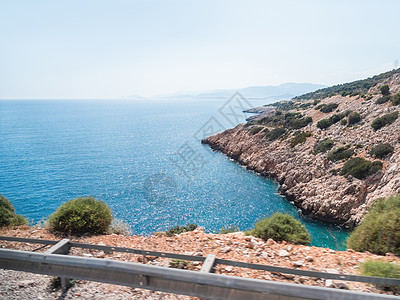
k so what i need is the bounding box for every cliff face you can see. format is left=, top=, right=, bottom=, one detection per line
left=203, top=73, right=400, bottom=227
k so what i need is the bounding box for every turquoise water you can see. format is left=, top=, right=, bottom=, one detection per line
left=0, top=99, right=349, bottom=249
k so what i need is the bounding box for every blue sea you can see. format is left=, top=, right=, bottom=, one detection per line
left=0, top=99, right=349, bottom=249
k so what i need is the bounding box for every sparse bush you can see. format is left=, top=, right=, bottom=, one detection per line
left=248, top=126, right=263, bottom=135
left=329, top=168, right=340, bottom=176
left=266, top=127, right=286, bottom=141
left=369, top=143, right=394, bottom=159
left=165, top=223, right=197, bottom=237
left=288, top=116, right=313, bottom=129
left=329, top=113, right=345, bottom=124
left=249, top=213, right=311, bottom=245
left=290, top=131, right=312, bottom=148
left=219, top=224, right=240, bottom=234
left=323, top=103, right=339, bottom=112
left=380, top=84, right=390, bottom=96
left=371, top=111, right=399, bottom=130
left=340, top=119, right=348, bottom=126
left=340, top=157, right=382, bottom=179
left=327, top=146, right=354, bottom=162
left=313, top=100, right=321, bottom=105
left=108, top=219, right=132, bottom=236
left=348, top=112, right=361, bottom=125
left=317, top=113, right=345, bottom=129
left=319, top=103, right=339, bottom=113
left=347, top=196, right=400, bottom=256
left=48, top=197, right=113, bottom=235
left=313, top=138, right=334, bottom=154
left=392, top=93, right=400, bottom=106
left=0, top=195, right=27, bottom=227
left=169, top=259, right=190, bottom=269
left=317, top=118, right=331, bottom=129
left=376, top=96, right=391, bottom=105
left=360, top=260, right=400, bottom=289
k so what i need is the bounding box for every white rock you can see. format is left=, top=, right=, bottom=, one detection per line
left=325, top=279, right=335, bottom=288
left=292, top=261, right=304, bottom=267
left=225, top=266, right=233, bottom=272
left=305, top=256, right=314, bottom=262
left=18, top=280, right=35, bottom=288
left=278, top=250, right=290, bottom=257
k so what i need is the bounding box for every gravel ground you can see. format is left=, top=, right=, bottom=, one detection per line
left=0, top=269, right=193, bottom=299
left=1, top=226, right=399, bottom=298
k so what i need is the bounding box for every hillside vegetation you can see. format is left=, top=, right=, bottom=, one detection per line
left=294, top=68, right=400, bottom=100
left=203, top=68, right=400, bottom=227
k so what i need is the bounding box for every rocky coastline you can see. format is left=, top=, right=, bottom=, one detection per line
left=202, top=73, right=400, bottom=228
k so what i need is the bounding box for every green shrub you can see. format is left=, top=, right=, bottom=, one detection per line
left=266, top=127, right=286, bottom=141
left=327, top=146, right=354, bottom=162
left=249, top=213, right=311, bottom=245
left=348, top=112, right=361, bottom=125
left=318, top=103, right=339, bottom=113
left=329, top=113, right=345, bottom=124
left=290, top=131, right=312, bottom=148
left=165, top=223, right=198, bottom=237
left=0, top=195, right=27, bottom=227
left=380, top=84, right=390, bottom=96
left=317, top=118, right=331, bottom=129
left=340, top=119, right=348, bottom=126
left=313, top=138, right=334, bottom=154
left=376, top=96, right=392, bottom=105
left=316, top=113, right=345, bottom=129
left=360, top=260, right=400, bottom=289
left=371, top=111, right=399, bottom=130
left=369, top=143, right=394, bottom=159
left=340, top=157, right=382, bottom=179
left=248, top=126, right=263, bottom=135
left=288, top=116, right=313, bottom=129
left=392, top=93, right=400, bottom=106
left=347, top=196, right=400, bottom=256
left=329, top=168, right=340, bottom=176
left=313, top=100, right=321, bottom=106
left=48, top=197, right=113, bottom=235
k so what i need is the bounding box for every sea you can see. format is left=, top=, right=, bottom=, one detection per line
left=0, top=98, right=349, bottom=250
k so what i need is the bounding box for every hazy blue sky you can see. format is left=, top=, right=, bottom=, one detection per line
left=1, top=0, right=399, bottom=99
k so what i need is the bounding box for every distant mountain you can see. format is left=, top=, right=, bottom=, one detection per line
left=192, top=83, right=326, bottom=100
left=127, top=83, right=326, bottom=101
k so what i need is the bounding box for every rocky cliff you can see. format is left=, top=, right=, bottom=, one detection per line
left=203, top=71, right=400, bottom=227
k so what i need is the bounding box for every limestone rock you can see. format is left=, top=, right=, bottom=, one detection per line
left=201, top=74, right=400, bottom=226
left=278, top=250, right=290, bottom=257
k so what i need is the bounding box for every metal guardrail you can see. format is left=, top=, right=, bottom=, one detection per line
left=0, top=236, right=399, bottom=299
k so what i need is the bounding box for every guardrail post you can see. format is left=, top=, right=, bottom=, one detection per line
left=200, top=254, right=216, bottom=273
left=45, top=239, right=71, bottom=291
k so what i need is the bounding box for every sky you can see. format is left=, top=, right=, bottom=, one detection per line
left=0, top=0, right=400, bottom=99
